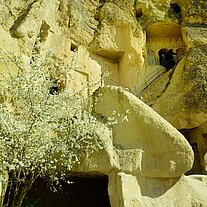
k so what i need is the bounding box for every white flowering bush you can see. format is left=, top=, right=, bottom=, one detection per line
left=0, top=50, right=105, bottom=207
left=106, top=110, right=130, bottom=127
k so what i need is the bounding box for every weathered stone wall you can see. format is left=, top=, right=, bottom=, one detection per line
left=0, top=0, right=207, bottom=206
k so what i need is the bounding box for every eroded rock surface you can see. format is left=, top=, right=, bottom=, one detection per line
left=0, top=0, right=207, bottom=206
left=92, top=86, right=194, bottom=178
left=152, top=45, right=207, bottom=129
left=108, top=173, right=207, bottom=207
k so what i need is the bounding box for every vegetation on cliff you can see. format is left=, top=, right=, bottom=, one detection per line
left=0, top=50, right=105, bottom=207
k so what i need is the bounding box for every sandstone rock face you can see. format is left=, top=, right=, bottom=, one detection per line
left=92, top=86, right=193, bottom=178
left=108, top=173, right=207, bottom=207
left=0, top=0, right=206, bottom=206
left=152, top=45, right=207, bottom=129
left=74, top=86, right=194, bottom=178
left=178, top=0, right=207, bottom=24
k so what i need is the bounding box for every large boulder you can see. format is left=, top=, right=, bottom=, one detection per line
left=92, top=86, right=194, bottom=177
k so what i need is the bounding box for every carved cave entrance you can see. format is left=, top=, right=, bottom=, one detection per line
left=136, top=23, right=186, bottom=95
left=146, top=23, right=186, bottom=68
left=23, top=175, right=111, bottom=207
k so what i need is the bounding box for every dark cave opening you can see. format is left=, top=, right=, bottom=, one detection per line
left=49, top=85, right=60, bottom=95
left=179, top=128, right=203, bottom=175
left=136, top=8, right=143, bottom=18
left=70, top=43, right=78, bottom=52
left=186, top=142, right=203, bottom=175
left=170, top=3, right=181, bottom=13
left=23, top=175, right=111, bottom=207
left=99, top=0, right=105, bottom=4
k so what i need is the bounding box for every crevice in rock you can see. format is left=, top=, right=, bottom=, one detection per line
left=70, top=43, right=78, bottom=52
left=58, top=1, right=64, bottom=12
left=49, top=84, right=60, bottom=95
left=202, top=133, right=207, bottom=139
left=168, top=2, right=182, bottom=20
left=39, top=20, right=50, bottom=43
left=99, top=0, right=106, bottom=6
left=170, top=3, right=181, bottom=13
left=136, top=8, right=143, bottom=18
left=186, top=141, right=203, bottom=175
left=179, top=127, right=204, bottom=175
left=94, top=0, right=105, bottom=22
left=179, top=127, right=198, bottom=135
left=9, top=0, right=38, bottom=38
left=94, top=9, right=101, bottom=21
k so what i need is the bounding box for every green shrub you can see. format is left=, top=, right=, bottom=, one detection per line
left=0, top=50, right=105, bottom=207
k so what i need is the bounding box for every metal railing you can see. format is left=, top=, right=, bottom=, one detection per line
left=134, top=50, right=186, bottom=97
left=101, top=49, right=186, bottom=97
left=103, top=66, right=167, bottom=97
left=133, top=66, right=167, bottom=97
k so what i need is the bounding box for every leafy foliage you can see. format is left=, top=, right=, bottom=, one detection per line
left=0, top=50, right=105, bottom=207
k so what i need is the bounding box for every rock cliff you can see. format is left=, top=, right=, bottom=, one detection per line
left=0, top=0, right=207, bottom=206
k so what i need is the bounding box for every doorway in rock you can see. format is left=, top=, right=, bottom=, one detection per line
left=23, top=175, right=111, bottom=207
left=158, top=48, right=168, bottom=66
left=158, top=48, right=177, bottom=70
